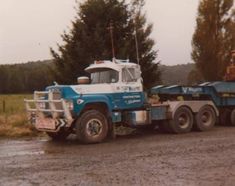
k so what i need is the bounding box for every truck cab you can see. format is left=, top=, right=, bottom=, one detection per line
left=75, top=59, right=145, bottom=111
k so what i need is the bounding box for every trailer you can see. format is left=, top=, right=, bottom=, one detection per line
left=25, top=57, right=235, bottom=143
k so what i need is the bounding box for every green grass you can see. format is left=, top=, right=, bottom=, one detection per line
left=0, top=94, right=32, bottom=114
left=0, top=94, right=39, bottom=138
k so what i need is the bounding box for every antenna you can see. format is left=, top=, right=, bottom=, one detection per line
left=107, top=21, right=116, bottom=62
left=134, top=26, right=140, bottom=65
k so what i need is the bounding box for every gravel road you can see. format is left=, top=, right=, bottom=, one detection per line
left=1, top=126, right=235, bottom=186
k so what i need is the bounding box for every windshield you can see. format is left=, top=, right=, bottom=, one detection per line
left=90, top=69, right=119, bottom=84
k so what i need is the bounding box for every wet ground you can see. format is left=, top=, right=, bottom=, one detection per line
left=1, top=126, right=235, bottom=186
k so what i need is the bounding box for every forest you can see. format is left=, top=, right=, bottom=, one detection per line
left=0, top=60, right=54, bottom=94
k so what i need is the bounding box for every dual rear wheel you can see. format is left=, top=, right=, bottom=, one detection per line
left=160, top=105, right=216, bottom=134
left=220, top=109, right=235, bottom=126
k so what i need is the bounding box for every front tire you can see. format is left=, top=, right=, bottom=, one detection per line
left=76, top=110, right=108, bottom=144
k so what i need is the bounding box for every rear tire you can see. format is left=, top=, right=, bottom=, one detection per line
left=168, top=106, right=193, bottom=134
left=195, top=105, right=216, bottom=131
left=76, top=110, right=108, bottom=144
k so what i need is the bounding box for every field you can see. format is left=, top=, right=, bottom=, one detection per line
left=0, top=94, right=38, bottom=138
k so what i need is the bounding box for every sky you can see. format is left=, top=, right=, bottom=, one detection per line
left=0, top=0, right=200, bottom=65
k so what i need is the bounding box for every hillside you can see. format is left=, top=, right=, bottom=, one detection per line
left=160, top=63, right=195, bottom=85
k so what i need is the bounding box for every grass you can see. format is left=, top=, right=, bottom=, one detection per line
left=0, top=94, right=40, bottom=138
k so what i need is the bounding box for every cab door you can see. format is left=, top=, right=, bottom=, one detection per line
left=114, top=67, right=145, bottom=110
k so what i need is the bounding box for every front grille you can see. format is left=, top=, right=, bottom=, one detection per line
left=51, top=90, right=63, bottom=111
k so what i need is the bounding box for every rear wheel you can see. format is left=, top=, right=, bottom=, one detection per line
left=195, top=105, right=216, bottom=131
left=168, top=106, right=193, bottom=134
left=47, top=129, right=71, bottom=141
left=76, top=110, right=108, bottom=144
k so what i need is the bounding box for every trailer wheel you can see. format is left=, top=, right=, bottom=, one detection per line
left=47, top=129, right=70, bottom=141
left=230, top=109, right=235, bottom=126
left=76, top=110, right=108, bottom=144
left=168, top=106, right=193, bottom=134
left=195, top=105, right=216, bottom=131
left=219, top=109, right=231, bottom=126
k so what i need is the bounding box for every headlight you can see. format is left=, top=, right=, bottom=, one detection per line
left=66, top=101, right=74, bottom=110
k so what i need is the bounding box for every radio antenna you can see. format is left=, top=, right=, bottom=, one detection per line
left=107, top=21, right=116, bottom=62
left=134, top=26, right=140, bottom=65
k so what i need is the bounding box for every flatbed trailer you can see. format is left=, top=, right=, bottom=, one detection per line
left=150, top=81, right=235, bottom=126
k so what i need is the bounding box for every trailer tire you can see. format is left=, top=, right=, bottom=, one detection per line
left=47, top=129, right=70, bottom=141
left=230, top=109, right=235, bottom=126
left=195, top=105, right=216, bottom=131
left=219, top=109, right=231, bottom=126
left=168, top=106, right=193, bottom=134
left=76, top=110, right=108, bottom=144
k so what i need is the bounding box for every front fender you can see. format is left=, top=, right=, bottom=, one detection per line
left=73, top=94, right=113, bottom=116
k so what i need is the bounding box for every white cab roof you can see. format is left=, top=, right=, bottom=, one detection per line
left=85, top=59, right=139, bottom=73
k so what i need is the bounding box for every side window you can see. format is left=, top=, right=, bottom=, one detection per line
left=122, top=68, right=137, bottom=82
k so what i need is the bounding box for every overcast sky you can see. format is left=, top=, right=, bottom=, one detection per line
left=0, top=0, right=200, bottom=65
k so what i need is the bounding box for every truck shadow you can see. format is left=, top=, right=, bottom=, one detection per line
left=45, top=128, right=167, bottom=146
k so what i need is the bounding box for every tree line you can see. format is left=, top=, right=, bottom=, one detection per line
left=0, top=61, right=54, bottom=94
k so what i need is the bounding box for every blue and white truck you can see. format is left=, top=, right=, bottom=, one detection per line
left=25, top=57, right=235, bottom=143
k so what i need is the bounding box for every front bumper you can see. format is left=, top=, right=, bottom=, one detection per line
left=24, top=91, right=73, bottom=132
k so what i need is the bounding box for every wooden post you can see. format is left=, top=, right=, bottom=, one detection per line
left=3, top=100, right=5, bottom=113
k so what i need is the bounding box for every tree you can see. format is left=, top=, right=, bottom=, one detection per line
left=51, top=0, right=160, bottom=89
left=187, top=69, right=204, bottom=85
left=192, top=0, right=235, bottom=81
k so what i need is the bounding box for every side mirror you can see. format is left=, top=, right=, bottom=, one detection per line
left=77, top=76, right=90, bottom=84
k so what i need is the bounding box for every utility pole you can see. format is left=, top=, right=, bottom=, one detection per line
left=107, top=22, right=116, bottom=61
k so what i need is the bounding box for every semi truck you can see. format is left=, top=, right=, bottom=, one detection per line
left=25, top=52, right=235, bottom=144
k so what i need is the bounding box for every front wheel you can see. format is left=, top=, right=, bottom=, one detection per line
left=76, top=110, right=108, bottom=144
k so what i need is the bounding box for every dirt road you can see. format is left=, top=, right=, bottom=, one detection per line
left=1, top=126, right=235, bottom=186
